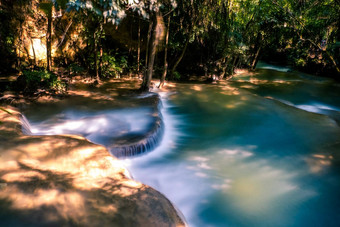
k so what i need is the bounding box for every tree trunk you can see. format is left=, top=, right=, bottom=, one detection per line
left=30, top=37, right=37, bottom=66
left=46, top=7, right=52, bottom=71
left=326, top=52, right=340, bottom=73
left=226, top=56, right=238, bottom=79
left=170, top=18, right=197, bottom=79
left=137, top=18, right=141, bottom=73
left=99, top=23, right=103, bottom=78
left=170, top=35, right=189, bottom=79
left=57, top=19, right=72, bottom=48
left=18, top=22, right=24, bottom=69
left=145, top=20, right=154, bottom=74
left=93, top=29, right=99, bottom=81
left=219, top=57, right=231, bottom=79
left=140, top=12, right=164, bottom=92
left=235, top=56, right=241, bottom=69
left=140, top=15, right=157, bottom=91
left=251, top=46, right=261, bottom=70
left=158, top=16, right=170, bottom=88
left=99, top=45, right=103, bottom=78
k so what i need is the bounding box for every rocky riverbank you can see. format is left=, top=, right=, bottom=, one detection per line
left=0, top=81, right=185, bottom=226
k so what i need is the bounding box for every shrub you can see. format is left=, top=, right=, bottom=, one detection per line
left=101, top=53, right=128, bottom=78
left=68, top=63, right=85, bottom=76
left=18, top=70, right=67, bottom=94
left=173, top=71, right=181, bottom=80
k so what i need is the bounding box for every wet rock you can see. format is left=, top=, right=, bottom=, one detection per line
left=0, top=107, right=185, bottom=227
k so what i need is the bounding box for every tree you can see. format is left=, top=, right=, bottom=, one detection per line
left=158, top=15, right=170, bottom=88
left=39, top=0, right=53, bottom=71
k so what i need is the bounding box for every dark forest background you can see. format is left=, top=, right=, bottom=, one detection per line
left=0, top=0, right=339, bottom=92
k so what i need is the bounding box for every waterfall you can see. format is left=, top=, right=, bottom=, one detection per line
left=20, top=114, right=32, bottom=135
left=109, top=113, right=164, bottom=158
left=109, top=93, right=165, bottom=158
left=20, top=93, right=166, bottom=159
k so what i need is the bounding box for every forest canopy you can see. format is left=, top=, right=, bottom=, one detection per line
left=0, top=0, right=339, bottom=91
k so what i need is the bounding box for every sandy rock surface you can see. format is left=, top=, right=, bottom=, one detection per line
left=0, top=106, right=185, bottom=227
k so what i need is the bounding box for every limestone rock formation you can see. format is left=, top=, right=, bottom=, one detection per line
left=0, top=107, right=185, bottom=227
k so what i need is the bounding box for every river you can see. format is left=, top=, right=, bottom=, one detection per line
left=23, top=64, right=340, bottom=227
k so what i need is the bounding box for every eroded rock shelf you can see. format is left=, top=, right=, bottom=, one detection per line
left=0, top=107, right=185, bottom=227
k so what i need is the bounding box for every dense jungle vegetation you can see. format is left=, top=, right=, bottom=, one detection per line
left=0, top=0, right=339, bottom=93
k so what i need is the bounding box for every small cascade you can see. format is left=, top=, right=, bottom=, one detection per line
left=256, top=61, right=292, bottom=72
left=267, top=97, right=340, bottom=126
left=109, top=113, right=165, bottom=158
left=20, top=92, right=166, bottom=159
left=109, top=92, right=166, bottom=158
left=20, top=114, right=32, bottom=135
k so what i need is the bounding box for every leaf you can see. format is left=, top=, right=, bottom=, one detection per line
left=39, top=2, right=53, bottom=15
left=0, top=107, right=12, bottom=115
left=55, top=0, right=68, bottom=9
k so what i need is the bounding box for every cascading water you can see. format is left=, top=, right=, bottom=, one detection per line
left=22, top=92, right=165, bottom=158
left=109, top=112, right=164, bottom=158
left=20, top=114, right=33, bottom=135
left=21, top=67, right=340, bottom=227
left=256, top=61, right=292, bottom=72
left=123, top=68, right=340, bottom=227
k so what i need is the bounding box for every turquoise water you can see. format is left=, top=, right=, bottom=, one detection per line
left=124, top=68, right=340, bottom=227
left=24, top=67, right=340, bottom=226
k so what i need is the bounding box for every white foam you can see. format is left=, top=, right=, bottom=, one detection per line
left=127, top=92, right=183, bottom=161
left=26, top=108, right=155, bottom=148
left=256, top=62, right=291, bottom=72
left=296, top=103, right=340, bottom=114
left=273, top=98, right=340, bottom=115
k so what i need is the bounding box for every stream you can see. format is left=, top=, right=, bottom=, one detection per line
left=23, top=64, right=340, bottom=227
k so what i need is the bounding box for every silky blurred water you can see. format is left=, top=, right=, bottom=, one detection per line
left=124, top=67, right=340, bottom=227
left=23, top=68, right=340, bottom=227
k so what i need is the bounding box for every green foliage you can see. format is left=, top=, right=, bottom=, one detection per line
left=173, top=71, right=181, bottom=80
left=100, top=53, right=128, bottom=78
left=296, top=58, right=307, bottom=68
left=0, top=107, right=12, bottom=125
left=1, top=0, right=338, bottom=83
left=0, top=107, right=12, bottom=115
left=68, top=63, right=85, bottom=75
left=21, top=70, right=67, bottom=94
left=0, top=3, right=18, bottom=73
left=55, top=0, right=69, bottom=9
left=259, top=0, right=339, bottom=74
left=39, top=2, right=53, bottom=15
left=66, top=0, right=128, bottom=25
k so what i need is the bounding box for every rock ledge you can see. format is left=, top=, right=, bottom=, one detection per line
left=0, top=106, right=185, bottom=227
